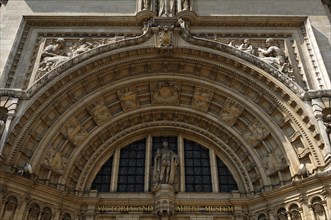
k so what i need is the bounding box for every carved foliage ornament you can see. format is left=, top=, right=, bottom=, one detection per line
left=191, top=86, right=214, bottom=112
left=220, top=98, right=244, bottom=126
left=117, top=87, right=139, bottom=111
left=151, top=81, right=180, bottom=105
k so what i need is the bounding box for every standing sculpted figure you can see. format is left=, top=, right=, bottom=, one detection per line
left=153, top=142, right=178, bottom=188
left=324, top=114, right=331, bottom=143
left=258, top=38, right=285, bottom=69
left=159, top=0, right=175, bottom=17
left=143, top=0, right=150, bottom=9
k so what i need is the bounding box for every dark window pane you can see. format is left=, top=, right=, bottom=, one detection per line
left=217, top=157, right=238, bottom=192
left=117, top=139, right=146, bottom=192
left=91, top=156, right=113, bottom=192
left=184, top=140, right=212, bottom=192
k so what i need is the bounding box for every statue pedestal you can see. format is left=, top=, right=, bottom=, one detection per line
left=154, top=184, right=175, bottom=220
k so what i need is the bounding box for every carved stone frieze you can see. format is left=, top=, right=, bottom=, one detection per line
left=61, top=117, right=88, bottom=146
left=87, top=99, right=111, bottom=125
left=261, top=148, right=287, bottom=176
left=244, top=121, right=270, bottom=146
left=151, top=81, right=180, bottom=105
left=191, top=86, right=214, bottom=112
left=117, top=87, right=139, bottom=111
left=220, top=98, right=244, bottom=126
left=43, top=148, right=68, bottom=173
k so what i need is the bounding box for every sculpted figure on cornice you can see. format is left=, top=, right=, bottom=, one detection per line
left=36, top=38, right=70, bottom=80
left=71, top=38, right=94, bottom=57
left=87, top=100, right=111, bottom=125
left=258, top=38, right=288, bottom=71
left=61, top=117, right=88, bottom=146
left=117, top=87, right=140, bottom=111
left=219, top=99, right=244, bottom=126
left=191, top=87, right=214, bottom=112
left=151, top=81, right=180, bottom=104
left=228, top=38, right=293, bottom=77
left=35, top=37, right=119, bottom=81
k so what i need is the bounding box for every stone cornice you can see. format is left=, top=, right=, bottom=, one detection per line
left=302, top=89, right=331, bottom=100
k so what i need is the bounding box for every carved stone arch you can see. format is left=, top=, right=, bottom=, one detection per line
left=1, top=195, right=19, bottom=220
left=3, top=29, right=324, bottom=199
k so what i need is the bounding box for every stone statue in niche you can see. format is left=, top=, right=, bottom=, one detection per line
left=324, top=114, right=331, bottom=143
left=152, top=142, right=179, bottom=190
left=143, top=0, right=150, bottom=10
left=158, top=0, right=175, bottom=17
left=182, top=0, right=190, bottom=10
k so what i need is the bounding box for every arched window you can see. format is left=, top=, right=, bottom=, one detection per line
left=277, top=208, right=288, bottom=220
left=91, top=156, right=113, bottom=192
left=41, top=207, right=52, bottom=220
left=311, top=197, right=327, bottom=220
left=91, top=136, right=238, bottom=193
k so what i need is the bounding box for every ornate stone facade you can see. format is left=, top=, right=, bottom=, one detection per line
left=0, top=0, right=330, bottom=219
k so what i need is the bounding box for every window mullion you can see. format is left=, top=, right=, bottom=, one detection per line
left=209, top=148, right=219, bottom=192
left=110, top=147, right=121, bottom=192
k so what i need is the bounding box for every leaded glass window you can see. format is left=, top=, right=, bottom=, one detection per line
left=117, top=139, right=146, bottom=192
left=184, top=140, right=212, bottom=192
left=217, top=157, right=238, bottom=192
left=91, top=156, right=113, bottom=192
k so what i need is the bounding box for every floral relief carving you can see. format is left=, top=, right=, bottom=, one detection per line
left=191, top=87, right=214, bottom=112
left=220, top=98, right=244, bottom=126
left=61, top=117, right=88, bottom=146
left=151, top=81, right=180, bottom=105
left=117, top=87, right=139, bottom=111
left=87, top=99, right=111, bottom=125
